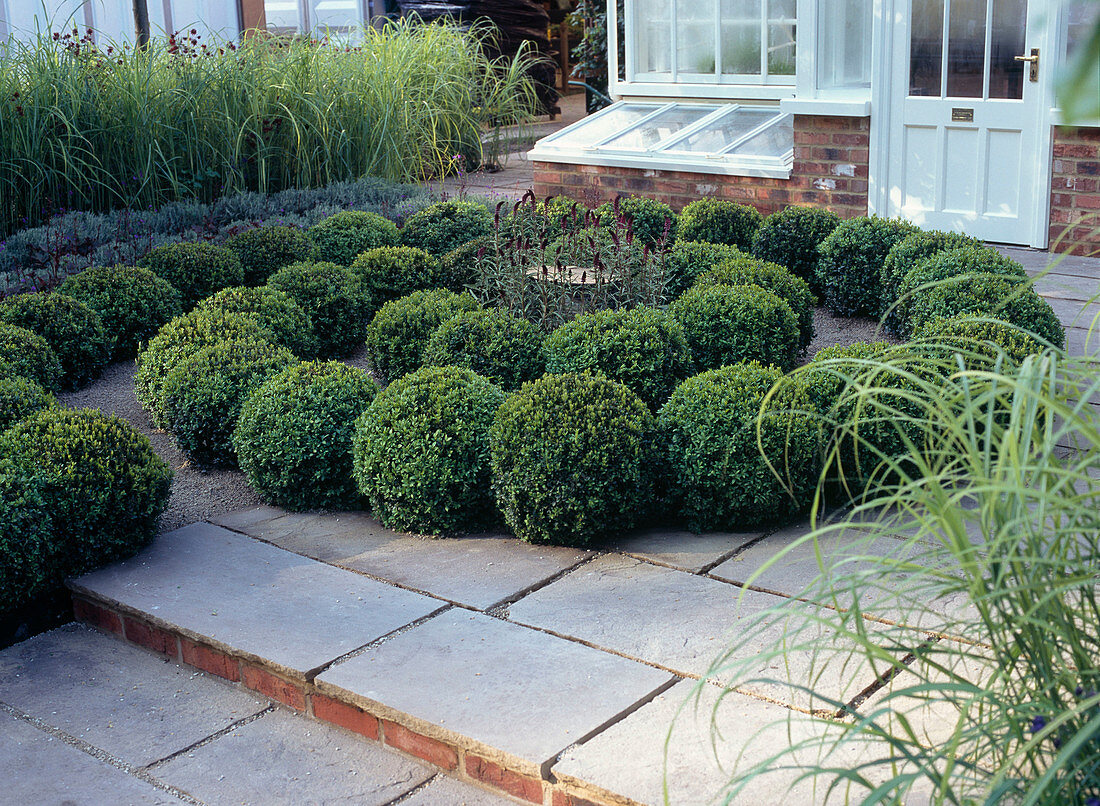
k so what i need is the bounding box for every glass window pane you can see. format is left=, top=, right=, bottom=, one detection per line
left=910, top=0, right=945, bottom=97
left=946, top=0, right=987, bottom=98
left=725, top=114, right=793, bottom=157
left=546, top=105, right=660, bottom=147
left=635, top=0, right=672, bottom=74
left=311, top=0, right=361, bottom=31
left=720, top=0, right=763, bottom=75
left=265, top=0, right=301, bottom=32
left=1066, top=1, right=1100, bottom=59
left=601, top=106, right=717, bottom=150
left=767, top=0, right=796, bottom=76
left=664, top=109, right=777, bottom=153
left=818, top=0, right=872, bottom=90
left=678, top=0, right=716, bottom=75
left=988, top=0, right=1026, bottom=100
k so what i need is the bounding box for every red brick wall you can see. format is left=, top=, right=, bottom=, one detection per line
left=532, top=115, right=871, bottom=219
left=1049, top=126, right=1100, bottom=256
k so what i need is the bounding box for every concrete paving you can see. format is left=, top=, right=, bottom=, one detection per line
left=609, top=526, right=764, bottom=573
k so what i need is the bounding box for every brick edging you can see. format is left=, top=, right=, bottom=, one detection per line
left=71, top=595, right=619, bottom=806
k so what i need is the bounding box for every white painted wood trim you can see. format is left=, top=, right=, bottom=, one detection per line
left=780, top=98, right=871, bottom=116
left=526, top=148, right=793, bottom=179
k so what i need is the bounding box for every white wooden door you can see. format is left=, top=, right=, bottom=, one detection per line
left=887, top=0, right=1046, bottom=244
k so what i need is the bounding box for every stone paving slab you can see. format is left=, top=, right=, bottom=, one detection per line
left=154, top=708, right=435, bottom=805
left=553, top=680, right=871, bottom=806
left=400, top=775, right=519, bottom=805
left=212, top=506, right=591, bottom=610
left=71, top=522, right=443, bottom=679
left=0, top=624, right=267, bottom=768
left=1, top=712, right=179, bottom=805
left=316, top=609, right=674, bottom=775
left=610, top=527, right=763, bottom=573
left=507, top=554, right=895, bottom=713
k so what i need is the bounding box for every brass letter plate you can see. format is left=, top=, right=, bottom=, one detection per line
left=952, top=107, right=974, bottom=122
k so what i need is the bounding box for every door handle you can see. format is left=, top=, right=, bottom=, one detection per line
left=1014, top=48, right=1039, bottom=82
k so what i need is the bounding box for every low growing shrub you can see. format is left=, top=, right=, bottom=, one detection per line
left=0, top=462, right=55, bottom=617
left=677, top=198, right=761, bottom=250
left=400, top=200, right=494, bottom=255
left=696, top=254, right=817, bottom=346
left=439, top=236, right=493, bottom=292
left=224, top=225, right=318, bottom=284
left=816, top=216, right=918, bottom=317
left=0, top=292, right=111, bottom=389
left=267, top=261, right=373, bottom=357
left=664, top=241, right=742, bottom=299
left=307, top=211, right=399, bottom=266
left=0, top=323, right=63, bottom=392
left=233, top=361, right=379, bottom=510
left=880, top=230, right=984, bottom=320
left=349, top=246, right=444, bottom=308
left=58, top=265, right=182, bottom=359
left=596, top=196, right=678, bottom=246
left=751, top=206, right=841, bottom=291
left=659, top=362, right=818, bottom=531
left=366, top=289, right=481, bottom=383
left=544, top=307, right=694, bottom=410
left=913, top=314, right=1045, bottom=368
left=161, top=340, right=299, bottom=467
left=423, top=307, right=545, bottom=391
left=353, top=366, right=506, bottom=534
left=490, top=372, right=656, bottom=545
left=195, top=286, right=317, bottom=358
left=139, top=242, right=244, bottom=310
left=0, top=408, right=172, bottom=573
left=0, top=374, right=54, bottom=433
left=669, top=283, right=800, bottom=372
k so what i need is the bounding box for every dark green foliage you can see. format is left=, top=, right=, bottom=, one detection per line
left=0, top=292, right=111, bottom=389
left=349, top=246, right=445, bottom=308
left=815, top=216, right=918, bottom=317
left=664, top=241, right=742, bottom=299
left=880, top=230, right=983, bottom=318
left=0, top=462, right=55, bottom=617
left=399, top=200, right=494, bottom=255
left=139, top=241, right=244, bottom=310
left=266, top=261, right=373, bottom=357
left=58, top=265, right=182, bottom=358
left=894, top=246, right=1027, bottom=336
left=224, top=225, right=318, bottom=285
left=307, top=211, right=399, bottom=266
left=490, top=372, right=655, bottom=545
left=439, top=236, right=493, bottom=292
left=596, top=195, right=678, bottom=246
left=0, top=323, right=62, bottom=392
left=751, top=206, right=841, bottom=290
left=0, top=374, right=54, bottom=433
left=352, top=366, right=507, bottom=534
left=907, top=273, right=1065, bottom=348
left=677, top=198, right=761, bottom=250
left=658, top=362, right=818, bottom=531
left=0, top=408, right=172, bottom=574
left=669, top=283, right=800, bottom=372
left=794, top=341, right=892, bottom=417
left=423, top=308, right=545, bottom=391
left=544, top=307, right=694, bottom=409
left=135, top=309, right=277, bottom=427
left=194, top=286, right=317, bottom=358
left=696, top=254, right=817, bottom=346
left=233, top=361, right=379, bottom=511
left=366, top=289, right=481, bottom=383
left=161, top=340, right=298, bottom=467
left=913, top=314, right=1046, bottom=368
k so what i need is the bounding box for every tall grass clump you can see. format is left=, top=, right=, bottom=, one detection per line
left=0, top=20, right=537, bottom=236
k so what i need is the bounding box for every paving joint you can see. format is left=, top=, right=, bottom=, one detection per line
left=141, top=705, right=277, bottom=772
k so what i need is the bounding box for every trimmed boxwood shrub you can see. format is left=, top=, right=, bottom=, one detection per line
left=490, top=372, right=656, bottom=545
left=439, top=236, right=493, bottom=292
left=352, top=366, right=507, bottom=534
left=677, top=198, right=761, bottom=250
left=894, top=246, right=1027, bottom=336
left=224, top=225, right=318, bottom=285
left=880, top=230, right=983, bottom=317
left=816, top=216, right=918, bottom=317
left=544, top=307, right=694, bottom=410
left=669, top=283, right=800, bottom=372
left=307, top=210, right=399, bottom=266
left=751, top=206, right=841, bottom=290
left=596, top=195, right=678, bottom=246
left=658, top=362, right=818, bottom=532
left=400, top=200, right=494, bottom=255
left=0, top=323, right=63, bottom=392
left=0, top=462, right=55, bottom=617
left=195, top=286, right=317, bottom=358
left=0, top=292, right=111, bottom=389
left=58, top=265, right=182, bottom=358
left=233, top=361, right=379, bottom=511
left=0, top=408, right=172, bottom=573
left=907, top=273, right=1064, bottom=347
left=423, top=308, right=545, bottom=391
left=161, top=340, right=299, bottom=467
left=267, top=261, right=373, bottom=357
left=664, top=241, right=742, bottom=299
left=912, top=314, right=1045, bottom=368
left=696, top=254, right=817, bottom=346
left=139, top=241, right=244, bottom=310
left=0, top=375, right=54, bottom=433
left=135, top=309, right=277, bottom=427
left=366, top=289, right=481, bottom=384
left=349, top=246, right=445, bottom=308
